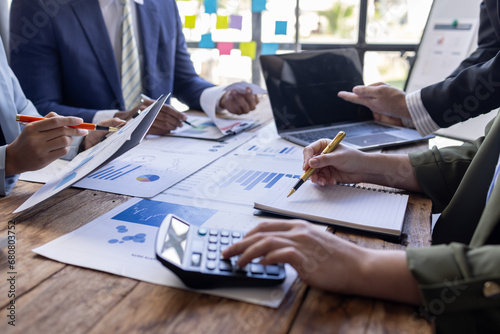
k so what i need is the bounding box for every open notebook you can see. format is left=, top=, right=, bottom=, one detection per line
left=254, top=182, right=409, bottom=237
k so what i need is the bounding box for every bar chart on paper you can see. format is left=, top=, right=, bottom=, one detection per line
left=163, top=155, right=302, bottom=206
left=74, top=133, right=254, bottom=197
left=233, top=137, right=303, bottom=159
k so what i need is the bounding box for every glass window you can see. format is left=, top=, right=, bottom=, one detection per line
left=366, top=0, right=432, bottom=44
left=299, top=0, right=360, bottom=44
left=363, top=51, right=415, bottom=89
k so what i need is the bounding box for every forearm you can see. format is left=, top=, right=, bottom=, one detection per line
left=361, top=153, right=422, bottom=192
left=353, top=248, right=422, bottom=305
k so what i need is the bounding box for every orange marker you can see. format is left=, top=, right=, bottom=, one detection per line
left=16, top=115, right=118, bottom=132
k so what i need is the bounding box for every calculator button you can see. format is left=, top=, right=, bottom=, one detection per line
left=206, top=261, right=216, bottom=270
left=191, top=253, right=202, bottom=267
left=209, top=229, right=218, bottom=236
left=236, top=264, right=248, bottom=273
left=207, top=252, right=217, bottom=261
left=220, top=237, right=229, bottom=245
left=251, top=257, right=261, bottom=263
left=230, top=237, right=241, bottom=245
left=220, top=230, right=230, bottom=237
left=265, top=265, right=281, bottom=276
left=198, top=227, right=208, bottom=236
left=250, top=264, right=264, bottom=274
left=219, top=260, right=232, bottom=272
left=232, top=231, right=241, bottom=238
left=220, top=245, right=229, bottom=253
left=207, top=244, right=217, bottom=252
left=208, top=236, right=218, bottom=244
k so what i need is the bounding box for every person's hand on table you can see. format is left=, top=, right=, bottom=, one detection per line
left=81, top=117, right=126, bottom=151
left=337, top=82, right=410, bottom=126
left=115, top=96, right=187, bottom=135
left=220, top=87, right=259, bottom=115
left=223, top=220, right=422, bottom=304
left=5, top=112, right=87, bottom=175
left=222, top=220, right=365, bottom=293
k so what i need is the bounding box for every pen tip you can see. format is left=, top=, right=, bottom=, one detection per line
left=287, top=189, right=295, bottom=198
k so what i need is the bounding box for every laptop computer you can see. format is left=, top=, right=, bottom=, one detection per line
left=260, top=48, right=432, bottom=150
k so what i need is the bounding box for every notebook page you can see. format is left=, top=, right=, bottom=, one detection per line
left=255, top=181, right=409, bottom=235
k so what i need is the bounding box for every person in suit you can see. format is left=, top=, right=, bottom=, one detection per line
left=224, top=116, right=500, bottom=332
left=0, top=39, right=122, bottom=195
left=338, top=0, right=500, bottom=136
left=9, top=0, right=259, bottom=135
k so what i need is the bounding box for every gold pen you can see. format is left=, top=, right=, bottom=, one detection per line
left=287, top=131, right=346, bottom=197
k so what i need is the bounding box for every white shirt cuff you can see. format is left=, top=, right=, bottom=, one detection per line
left=406, top=90, right=441, bottom=136
left=92, top=109, right=118, bottom=124
left=200, top=85, right=228, bottom=114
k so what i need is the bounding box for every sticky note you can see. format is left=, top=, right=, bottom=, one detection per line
left=240, top=41, right=257, bottom=59
left=218, top=42, right=234, bottom=55
left=275, top=21, right=287, bottom=35
left=184, top=16, right=196, bottom=29
left=261, top=43, right=279, bottom=55
left=216, top=16, right=229, bottom=29
left=229, top=15, right=243, bottom=30
left=199, top=34, right=215, bottom=48
left=204, top=0, right=217, bottom=14
left=252, top=0, right=266, bottom=13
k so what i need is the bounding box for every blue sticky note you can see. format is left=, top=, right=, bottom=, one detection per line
left=205, top=0, right=217, bottom=14
left=261, top=43, right=279, bottom=55
left=275, top=21, right=287, bottom=35
left=199, top=33, right=215, bottom=48
left=252, top=0, right=266, bottom=12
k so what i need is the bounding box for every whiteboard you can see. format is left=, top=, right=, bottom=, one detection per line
left=405, top=0, right=481, bottom=93
left=405, top=0, right=497, bottom=142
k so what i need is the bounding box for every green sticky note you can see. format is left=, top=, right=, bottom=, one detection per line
left=216, top=16, right=229, bottom=29
left=240, top=42, right=257, bottom=59
left=184, top=16, right=196, bottom=29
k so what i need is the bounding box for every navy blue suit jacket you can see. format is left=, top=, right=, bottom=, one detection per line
left=10, top=0, right=213, bottom=122
left=421, top=0, right=500, bottom=127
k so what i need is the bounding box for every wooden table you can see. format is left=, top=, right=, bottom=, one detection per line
left=0, top=102, right=434, bottom=333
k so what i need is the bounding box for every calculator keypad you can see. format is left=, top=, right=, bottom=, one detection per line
left=192, top=227, right=285, bottom=279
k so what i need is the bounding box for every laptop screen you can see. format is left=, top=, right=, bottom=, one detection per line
left=260, top=49, right=373, bottom=131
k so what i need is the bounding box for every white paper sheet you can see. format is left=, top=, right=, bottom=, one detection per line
left=14, top=96, right=166, bottom=213
left=72, top=132, right=254, bottom=197
left=33, top=197, right=297, bottom=308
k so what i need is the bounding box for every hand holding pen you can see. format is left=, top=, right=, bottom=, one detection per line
left=134, top=94, right=196, bottom=133
left=288, top=131, right=346, bottom=197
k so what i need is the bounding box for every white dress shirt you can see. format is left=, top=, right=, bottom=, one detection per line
left=405, top=90, right=441, bottom=136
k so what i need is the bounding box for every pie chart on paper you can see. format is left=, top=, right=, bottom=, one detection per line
left=136, top=175, right=160, bottom=182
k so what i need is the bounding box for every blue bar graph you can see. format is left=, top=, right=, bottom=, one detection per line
left=245, top=144, right=298, bottom=156
left=87, top=164, right=143, bottom=181
left=218, top=169, right=299, bottom=191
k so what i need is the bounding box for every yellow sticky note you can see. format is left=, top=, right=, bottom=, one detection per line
left=216, top=16, right=229, bottom=29
left=239, top=42, right=257, bottom=59
left=185, top=16, right=196, bottom=29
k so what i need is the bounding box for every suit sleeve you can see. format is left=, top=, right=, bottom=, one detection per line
left=406, top=243, right=500, bottom=333
left=409, top=138, right=483, bottom=213
left=420, top=1, right=500, bottom=128
left=9, top=0, right=100, bottom=122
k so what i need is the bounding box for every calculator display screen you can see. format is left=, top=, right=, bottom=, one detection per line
left=159, top=217, right=190, bottom=266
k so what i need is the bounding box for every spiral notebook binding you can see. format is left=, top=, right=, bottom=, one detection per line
left=337, top=183, right=404, bottom=195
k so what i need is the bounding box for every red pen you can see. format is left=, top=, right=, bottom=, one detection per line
left=16, top=115, right=118, bottom=132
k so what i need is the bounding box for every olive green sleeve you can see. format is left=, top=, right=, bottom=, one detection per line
left=407, top=244, right=500, bottom=333
left=409, top=139, right=483, bottom=213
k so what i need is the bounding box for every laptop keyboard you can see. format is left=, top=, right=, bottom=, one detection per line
left=292, top=123, right=392, bottom=143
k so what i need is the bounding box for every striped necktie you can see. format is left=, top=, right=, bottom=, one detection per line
left=121, top=0, right=142, bottom=111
